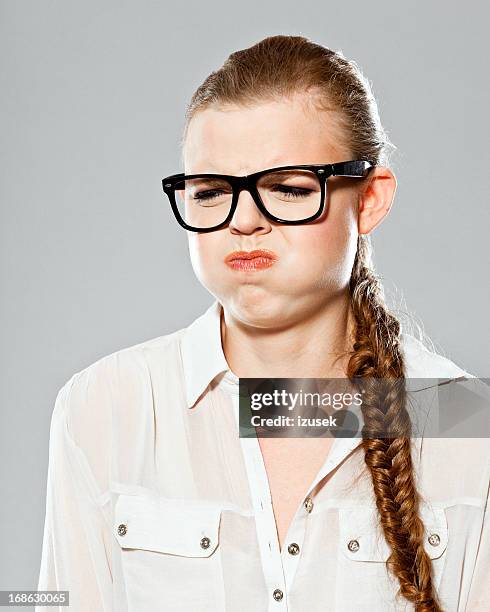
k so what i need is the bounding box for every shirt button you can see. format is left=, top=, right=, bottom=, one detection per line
left=304, top=497, right=314, bottom=513
left=428, top=533, right=440, bottom=547
left=117, top=523, right=127, bottom=536
left=287, top=542, right=300, bottom=555
left=273, top=588, right=284, bottom=601
left=347, top=539, right=360, bottom=552
left=200, top=536, right=211, bottom=549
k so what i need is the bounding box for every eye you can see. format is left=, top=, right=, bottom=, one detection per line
left=191, top=185, right=232, bottom=207
left=194, top=189, right=225, bottom=201
left=270, top=184, right=315, bottom=198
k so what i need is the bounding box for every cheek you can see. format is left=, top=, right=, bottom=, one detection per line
left=287, top=207, right=358, bottom=289
left=187, top=233, right=223, bottom=286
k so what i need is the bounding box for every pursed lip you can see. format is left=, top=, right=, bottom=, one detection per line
left=224, top=249, right=278, bottom=263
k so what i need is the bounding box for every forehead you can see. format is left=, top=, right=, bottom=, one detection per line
left=183, top=95, right=351, bottom=174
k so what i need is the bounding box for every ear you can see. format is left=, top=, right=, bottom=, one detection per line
left=357, top=167, right=397, bottom=235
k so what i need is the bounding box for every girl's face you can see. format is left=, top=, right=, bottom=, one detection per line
left=183, top=95, right=382, bottom=328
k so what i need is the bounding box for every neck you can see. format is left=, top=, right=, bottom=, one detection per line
left=220, top=291, right=355, bottom=379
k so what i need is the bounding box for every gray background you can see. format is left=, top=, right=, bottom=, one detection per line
left=1, top=0, right=488, bottom=606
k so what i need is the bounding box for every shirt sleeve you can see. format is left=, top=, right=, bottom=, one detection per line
left=465, top=456, right=490, bottom=610
left=36, top=367, right=113, bottom=612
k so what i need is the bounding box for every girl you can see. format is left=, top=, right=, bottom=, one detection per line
left=37, top=35, right=489, bottom=611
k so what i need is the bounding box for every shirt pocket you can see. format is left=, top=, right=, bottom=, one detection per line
left=113, top=493, right=225, bottom=612
left=337, top=503, right=448, bottom=611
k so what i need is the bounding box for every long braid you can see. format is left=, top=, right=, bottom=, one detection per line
left=347, top=235, right=443, bottom=611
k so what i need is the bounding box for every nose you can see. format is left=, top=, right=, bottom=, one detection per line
left=228, top=187, right=271, bottom=235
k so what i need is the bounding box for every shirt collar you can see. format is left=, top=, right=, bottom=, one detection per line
left=180, top=299, right=470, bottom=409
left=180, top=299, right=231, bottom=408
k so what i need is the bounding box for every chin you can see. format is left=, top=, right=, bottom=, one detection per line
left=226, top=291, right=287, bottom=325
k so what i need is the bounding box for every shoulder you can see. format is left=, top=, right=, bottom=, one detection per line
left=400, top=333, right=489, bottom=500
left=48, top=325, right=191, bottom=492
left=53, top=326, right=187, bottom=446
left=400, top=331, right=475, bottom=379
left=64, top=327, right=185, bottom=389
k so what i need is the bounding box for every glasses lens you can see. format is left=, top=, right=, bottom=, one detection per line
left=174, top=176, right=233, bottom=229
left=256, top=169, right=321, bottom=221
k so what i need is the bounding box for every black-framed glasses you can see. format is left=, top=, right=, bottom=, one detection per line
left=161, top=160, right=375, bottom=232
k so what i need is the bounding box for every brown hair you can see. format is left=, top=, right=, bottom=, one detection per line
left=182, top=35, right=442, bottom=611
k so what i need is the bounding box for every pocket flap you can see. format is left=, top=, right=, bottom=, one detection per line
left=339, top=503, right=448, bottom=562
left=114, top=494, right=222, bottom=557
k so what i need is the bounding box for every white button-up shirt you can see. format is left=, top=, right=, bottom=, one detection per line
left=37, top=299, right=489, bottom=611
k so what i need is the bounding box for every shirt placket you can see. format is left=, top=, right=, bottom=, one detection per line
left=241, top=436, right=289, bottom=610
left=231, top=391, right=365, bottom=610
left=229, top=393, right=287, bottom=609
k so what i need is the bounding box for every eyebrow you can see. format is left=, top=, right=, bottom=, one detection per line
left=185, top=157, right=294, bottom=176
left=185, top=177, right=231, bottom=188
left=186, top=165, right=320, bottom=178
